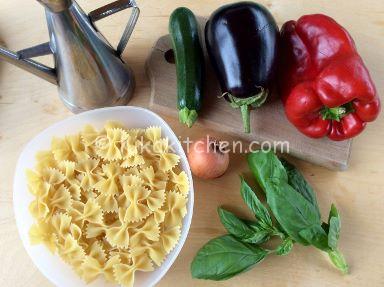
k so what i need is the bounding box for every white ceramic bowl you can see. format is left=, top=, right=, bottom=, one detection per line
left=13, top=106, right=194, bottom=287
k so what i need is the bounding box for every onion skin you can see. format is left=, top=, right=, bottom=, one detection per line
left=187, top=136, right=229, bottom=179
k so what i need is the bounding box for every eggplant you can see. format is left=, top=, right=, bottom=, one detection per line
left=205, top=2, right=279, bottom=133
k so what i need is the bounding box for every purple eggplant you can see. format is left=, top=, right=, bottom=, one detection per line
left=205, top=1, right=279, bottom=133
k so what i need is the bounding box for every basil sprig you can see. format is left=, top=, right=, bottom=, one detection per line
left=191, top=151, right=348, bottom=281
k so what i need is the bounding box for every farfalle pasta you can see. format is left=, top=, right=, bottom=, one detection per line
left=26, top=122, right=189, bottom=287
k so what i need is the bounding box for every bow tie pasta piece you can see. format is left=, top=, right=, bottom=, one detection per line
left=160, top=223, right=181, bottom=253
left=103, top=255, right=121, bottom=283
left=142, top=138, right=169, bottom=160
left=69, top=199, right=103, bottom=228
left=121, top=134, right=141, bottom=158
left=29, top=221, right=57, bottom=253
left=85, top=222, right=106, bottom=239
left=96, top=162, right=123, bottom=186
left=51, top=213, right=72, bottom=238
left=153, top=207, right=167, bottom=224
left=95, top=128, right=128, bottom=161
left=105, top=224, right=130, bottom=249
left=50, top=213, right=82, bottom=243
left=130, top=215, right=160, bottom=247
left=159, top=153, right=180, bottom=171
left=140, top=166, right=168, bottom=191
left=96, top=193, right=119, bottom=213
left=51, top=137, right=73, bottom=162
left=27, top=122, right=189, bottom=286
left=88, top=241, right=107, bottom=264
left=105, top=208, right=141, bottom=248
left=66, top=135, right=89, bottom=162
left=79, top=253, right=121, bottom=284
left=119, top=174, right=144, bottom=187
left=77, top=240, right=110, bottom=283
left=40, top=167, right=66, bottom=186
left=144, top=126, right=162, bottom=143
left=121, top=154, right=145, bottom=168
left=27, top=180, right=50, bottom=220
left=125, top=166, right=141, bottom=177
left=81, top=124, right=99, bottom=145
left=133, top=240, right=167, bottom=267
left=67, top=184, right=81, bottom=201
left=163, top=191, right=188, bottom=227
left=29, top=197, right=50, bottom=220
left=153, top=138, right=169, bottom=154
left=26, top=169, right=45, bottom=194
left=94, top=163, right=122, bottom=211
left=80, top=199, right=103, bottom=224
left=51, top=135, right=88, bottom=162
left=169, top=170, right=189, bottom=196
left=49, top=184, right=72, bottom=211
left=75, top=159, right=102, bottom=191
left=121, top=185, right=152, bottom=222
left=58, top=234, right=86, bottom=267
left=113, top=252, right=154, bottom=287
left=146, top=189, right=166, bottom=212
left=35, top=150, right=57, bottom=173
left=80, top=188, right=98, bottom=202
left=58, top=160, right=81, bottom=188
left=79, top=256, right=104, bottom=283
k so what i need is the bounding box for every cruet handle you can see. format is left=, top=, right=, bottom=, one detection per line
left=89, top=0, right=140, bottom=56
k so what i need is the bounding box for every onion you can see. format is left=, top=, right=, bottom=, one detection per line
left=187, top=136, right=229, bottom=179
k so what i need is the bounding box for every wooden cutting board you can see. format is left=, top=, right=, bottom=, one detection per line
left=146, top=32, right=352, bottom=171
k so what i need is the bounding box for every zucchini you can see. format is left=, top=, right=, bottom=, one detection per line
left=169, top=7, right=204, bottom=128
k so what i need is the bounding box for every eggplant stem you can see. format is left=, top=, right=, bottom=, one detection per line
left=223, top=89, right=268, bottom=134
left=240, top=104, right=251, bottom=133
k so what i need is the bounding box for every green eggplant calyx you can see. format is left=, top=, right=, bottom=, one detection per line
left=223, top=89, right=268, bottom=133
left=179, top=107, right=198, bottom=128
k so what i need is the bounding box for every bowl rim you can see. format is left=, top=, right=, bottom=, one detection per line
left=13, top=106, right=194, bottom=287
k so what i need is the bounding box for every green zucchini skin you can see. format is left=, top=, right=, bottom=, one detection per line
left=169, top=7, right=205, bottom=128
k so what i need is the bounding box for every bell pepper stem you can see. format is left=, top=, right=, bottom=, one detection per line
left=320, top=102, right=354, bottom=121
left=240, top=104, right=251, bottom=133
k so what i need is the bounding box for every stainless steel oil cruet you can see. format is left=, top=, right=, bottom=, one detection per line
left=0, top=0, right=140, bottom=113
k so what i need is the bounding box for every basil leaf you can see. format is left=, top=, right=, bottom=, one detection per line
left=240, top=177, right=273, bottom=227
left=328, top=217, right=340, bottom=250
left=276, top=238, right=294, bottom=256
left=218, top=208, right=271, bottom=244
left=281, top=159, right=321, bottom=220
left=247, top=151, right=288, bottom=193
left=191, top=235, right=268, bottom=280
left=242, top=219, right=261, bottom=231
left=328, top=204, right=341, bottom=250
left=299, top=225, right=330, bottom=251
left=328, top=249, right=349, bottom=274
left=264, top=179, right=321, bottom=245
left=328, top=204, right=339, bottom=224
left=242, top=228, right=271, bottom=244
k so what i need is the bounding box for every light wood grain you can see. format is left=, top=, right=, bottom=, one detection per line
left=0, top=0, right=384, bottom=287
left=146, top=33, right=351, bottom=170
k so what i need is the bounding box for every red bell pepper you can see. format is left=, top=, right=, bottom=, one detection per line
left=279, top=14, right=380, bottom=141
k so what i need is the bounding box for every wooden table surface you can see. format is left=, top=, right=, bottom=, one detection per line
left=1, top=0, right=383, bottom=286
